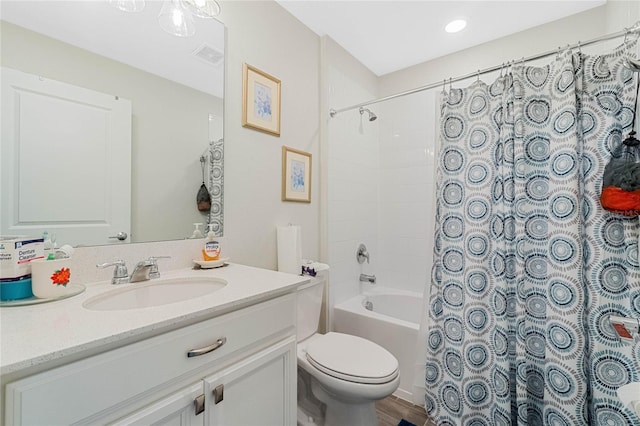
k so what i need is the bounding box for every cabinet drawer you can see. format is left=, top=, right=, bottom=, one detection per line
left=5, top=293, right=295, bottom=426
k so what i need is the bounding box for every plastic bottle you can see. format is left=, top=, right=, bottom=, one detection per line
left=202, top=224, right=220, bottom=261
left=190, top=223, right=203, bottom=239
left=42, top=231, right=53, bottom=253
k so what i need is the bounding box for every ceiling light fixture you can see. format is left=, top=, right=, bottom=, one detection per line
left=108, top=0, right=146, bottom=13
left=445, top=19, right=467, bottom=33
left=183, top=0, right=221, bottom=19
left=159, top=0, right=196, bottom=37
left=110, top=0, right=221, bottom=37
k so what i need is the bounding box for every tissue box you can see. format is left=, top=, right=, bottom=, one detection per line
left=0, top=236, right=45, bottom=279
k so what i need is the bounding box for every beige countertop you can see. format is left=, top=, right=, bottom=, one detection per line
left=0, top=263, right=308, bottom=377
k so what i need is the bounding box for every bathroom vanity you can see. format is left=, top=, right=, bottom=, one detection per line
left=0, top=263, right=307, bottom=425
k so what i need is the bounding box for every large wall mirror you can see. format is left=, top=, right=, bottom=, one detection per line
left=0, top=1, right=225, bottom=247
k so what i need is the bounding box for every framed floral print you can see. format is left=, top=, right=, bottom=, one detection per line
left=282, top=146, right=311, bottom=203
left=242, top=63, right=281, bottom=136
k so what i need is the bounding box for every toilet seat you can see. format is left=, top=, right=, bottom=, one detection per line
left=305, top=332, right=398, bottom=384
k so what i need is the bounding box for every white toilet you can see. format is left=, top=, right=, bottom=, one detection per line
left=296, top=273, right=400, bottom=426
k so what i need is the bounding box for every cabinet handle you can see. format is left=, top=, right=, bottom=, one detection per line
left=213, top=384, right=224, bottom=404
left=187, top=337, right=227, bottom=358
left=194, top=394, right=205, bottom=415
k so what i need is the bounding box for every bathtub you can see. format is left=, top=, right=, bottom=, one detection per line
left=333, top=287, right=424, bottom=404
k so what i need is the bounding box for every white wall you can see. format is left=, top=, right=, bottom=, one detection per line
left=217, top=1, right=320, bottom=269
left=323, top=37, right=380, bottom=307
left=376, top=92, right=438, bottom=294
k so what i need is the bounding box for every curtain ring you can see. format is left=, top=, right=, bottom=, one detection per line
left=476, top=70, right=480, bottom=82
left=441, top=79, right=446, bottom=95
left=577, top=41, right=582, bottom=54
left=624, top=27, right=630, bottom=44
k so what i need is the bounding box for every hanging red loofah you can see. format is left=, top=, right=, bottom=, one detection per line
left=600, top=131, right=640, bottom=215
left=600, top=73, right=640, bottom=216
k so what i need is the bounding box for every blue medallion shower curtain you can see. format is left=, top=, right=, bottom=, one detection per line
left=426, top=42, right=640, bottom=425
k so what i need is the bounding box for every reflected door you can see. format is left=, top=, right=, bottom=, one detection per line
left=1, top=67, right=132, bottom=245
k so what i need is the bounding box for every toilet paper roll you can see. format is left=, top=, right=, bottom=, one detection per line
left=277, top=225, right=302, bottom=275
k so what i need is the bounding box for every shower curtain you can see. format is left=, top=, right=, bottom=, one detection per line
left=426, top=42, right=640, bottom=425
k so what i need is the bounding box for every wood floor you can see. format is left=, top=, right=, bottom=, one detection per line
left=375, top=395, right=435, bottom=426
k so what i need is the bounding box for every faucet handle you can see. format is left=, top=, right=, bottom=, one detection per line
left=147, top=256, right=171, bottom=279
left=356, top=243, right=370, bottom=264
left=96, top=260, right=129, bottom=285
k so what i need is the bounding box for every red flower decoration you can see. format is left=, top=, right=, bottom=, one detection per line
left=50, top=267, right=71, bottom=286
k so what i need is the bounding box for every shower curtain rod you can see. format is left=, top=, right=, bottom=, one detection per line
left=328, top=22, right=640, bottom=118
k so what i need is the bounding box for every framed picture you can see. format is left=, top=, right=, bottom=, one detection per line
left=282, top=146, right=311, bottom=203
left=242, top=63, right=281, bottom=136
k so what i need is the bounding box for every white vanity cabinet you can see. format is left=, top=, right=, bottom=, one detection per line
left=114, top=337, right=296, bottom=426
left=3, top=293, right=297, bottom=426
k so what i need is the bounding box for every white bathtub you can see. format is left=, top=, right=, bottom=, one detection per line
left=333, top=287, right=424, bottom=404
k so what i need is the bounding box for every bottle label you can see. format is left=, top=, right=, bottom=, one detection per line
left=203, top=241, right=221, bottom=261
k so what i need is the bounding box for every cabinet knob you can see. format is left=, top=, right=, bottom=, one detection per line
left=194, top=394, right=205, bottom=415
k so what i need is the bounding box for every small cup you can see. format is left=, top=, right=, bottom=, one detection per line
left=54, top=244, right=75, bottom=259
left=31, top=258, right=75, bottom=299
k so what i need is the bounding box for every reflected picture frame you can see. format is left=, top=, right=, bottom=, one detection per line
left=282, top=146, right=311, bottom=203
left=242, top=63, right=281, bottom=136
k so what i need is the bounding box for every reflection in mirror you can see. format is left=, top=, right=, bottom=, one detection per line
left=0, top=1, right=225, bottom=247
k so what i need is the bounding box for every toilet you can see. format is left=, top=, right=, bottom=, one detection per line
left=296, top=272, right=400, bottom=426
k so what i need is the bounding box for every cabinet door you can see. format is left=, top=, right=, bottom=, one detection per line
left=111, top=383, right=204, bottom=426
left=203, top=337, right=296, bottom=426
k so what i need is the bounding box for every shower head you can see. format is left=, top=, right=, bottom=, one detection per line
left=359, top=107, right=377, bottom=122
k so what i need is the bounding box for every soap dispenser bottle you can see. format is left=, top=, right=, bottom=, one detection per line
left=202, top=224, right=221, bottom=261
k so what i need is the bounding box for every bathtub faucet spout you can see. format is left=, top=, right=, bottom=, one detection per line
left=359, top=273, right=376, bottom=284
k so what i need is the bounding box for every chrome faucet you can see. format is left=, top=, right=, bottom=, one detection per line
left=129, top=259, right=154, bottom=283
left=359, top=273, right=376, bottom=284
left=129, top=256, right=171, bottom=283
left=147, top=256, right=171, bottom=279
left=97, top=260, right=129, bottom=285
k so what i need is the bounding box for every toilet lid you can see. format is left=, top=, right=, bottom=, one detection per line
left=305, top=332, right=399, bottom=384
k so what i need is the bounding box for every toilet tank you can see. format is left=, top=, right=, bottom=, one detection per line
left=296, top=273, right=326, bottom=341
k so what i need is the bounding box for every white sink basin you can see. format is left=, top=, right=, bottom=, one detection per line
left=83, top=277, right=227, bottom=311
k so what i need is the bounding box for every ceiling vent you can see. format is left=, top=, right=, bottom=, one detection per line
left=193, top=44, right=224, bottom=67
